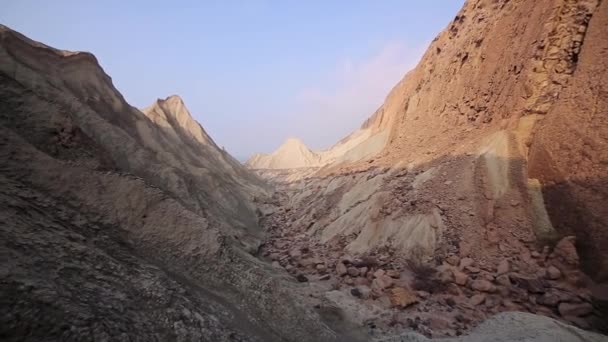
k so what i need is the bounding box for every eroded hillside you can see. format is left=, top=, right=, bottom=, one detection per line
left=249, top=0, right=608, bottom=338
left=1, top=0, right=607, bottom=340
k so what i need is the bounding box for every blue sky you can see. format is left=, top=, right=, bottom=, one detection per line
left=2, top=1, right=463, bottom=160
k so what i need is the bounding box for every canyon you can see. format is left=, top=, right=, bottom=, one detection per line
left=2, top=0, right=608, bottom=341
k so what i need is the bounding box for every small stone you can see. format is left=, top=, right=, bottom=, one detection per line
left=510, top=274, right=546, bottom=294
left=453, top=270, right=469, bottom=286
left=347, top=267, right=360, bottom=277
left=470, top=294, right=486, bottom=306
left=272, top=261, right=281, bottom=268
left=296, top=274, right=308, bottom=282
left=553, top=236, right=579, bottom=266
left=459, top=257, right=474, bottom=270
left=470, top=279, right=496, bottom=293
left=558, top=302, right=593, bottom=317
left=389, top=287, right=418, bottom=308
left=336, top=262, right=348, bottom=276
left=316, top=264, right=327, bottom=273
left=351, top=288, right=362, bottom=298
left=372, top=275, right=394, bottom=292
left=269, top=253, right=282, bottom=261
left=537, top=292, right=560, bottom=307
left=510, top=200, right=520, bottom=207
left=446, top=255, right=460, bottom=266
left=531, top=251, right=541, bottom=258
left=373, top=269, right=386, bottom=278
left=386, top=270, right=401, bottom=278
left=465, top=266, right=481, bottom=274
left=359, top=267, right=368, bottom=276
left=496, top=274, right=511, bottom=287
left=545, top=266, right=562, bottom=280
left=496, top=259, right=510, bottom=276
left=344, top=276, right=355, bottom=285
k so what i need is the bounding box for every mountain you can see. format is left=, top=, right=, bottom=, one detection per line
left=251, top=0, right=608, bottom=336
left=0, top=24, right=354, bottom=341
left=2, top=0, right=608, bottom=339
left=247, top=138, right=321, bottom=169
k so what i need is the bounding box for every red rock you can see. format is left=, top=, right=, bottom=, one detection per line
left=470, top=279, right=496, bottom=293
left=446, top=255, right=460, bottom=266
left=470, top=294, right=486, bottom=306
left=372, top=275, right=394, bottom=292
left=558, top=302, right=593, bottom=317
left=373, top=269, right=386, bottom=278
left=354, top=277, right=369, bottom=286
left=510, top=274, right=546, bottom=294
left=389, top=287, right=418, bottom=308
left=545, top=266, right=562, bottom=280
left=553, top=236, right=579, bottom=266
left=459, top=257, right=474, bottom=270
left=386, top=270, right=401, bottom=278
left=347, top=267, right=360, bottom=277
left=496, top=259, right=510, bottom=276
left=466, top=266, right=481, bottom=274
left=336, top=262, right=348, bottom=276
left=452, top=270, right=468, bottom=286
left=537, top=292, right=560, bottom=307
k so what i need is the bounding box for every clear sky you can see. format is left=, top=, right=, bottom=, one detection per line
left=2, top=1, right=464, bottom=160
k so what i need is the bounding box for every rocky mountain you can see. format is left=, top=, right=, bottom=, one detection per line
left=247, top=138, right=321, bottom=169
left=0, top=24, right=361, bottom=341
left=2, top=0, right=608, bottom=340
left=250, top=0, right=608, bottom=337
left=246, top=121, right=388, bottom=170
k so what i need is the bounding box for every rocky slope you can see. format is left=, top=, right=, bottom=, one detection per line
left=0, top=24, right=366, bottom=341
left=2, top=0, right=608, bottom=340
left=250, top=0, right=608, bottom=338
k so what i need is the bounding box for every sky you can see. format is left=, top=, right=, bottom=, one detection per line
left=1, top=1, right=464, bottom=160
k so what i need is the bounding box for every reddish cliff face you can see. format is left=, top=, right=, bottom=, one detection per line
left=353, top=0, right=607, bottom=279
left=528, top=0, right=608, bottom=280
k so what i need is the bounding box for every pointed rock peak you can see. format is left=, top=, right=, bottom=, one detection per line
left=161, top=94, right=185, bottom=106
left=281, top=137, right=308, bottom=148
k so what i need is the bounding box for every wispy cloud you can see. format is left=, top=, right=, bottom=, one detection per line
left=289, top=41, right=426, bottom=150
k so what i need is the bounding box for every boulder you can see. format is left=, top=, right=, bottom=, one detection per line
left=470, top=294, right=486, bottom=306
left=510, top=274, right=546, bottom=294
left=459, top=257, right=474, bottom=269
left=373, top=269, right=386, bottom=278
left=372, top=275, right=394, bottom=293
left=470, top=279, right=497, bottom=293
left=453, top=270, right=469, bottom=286
left=347, top=267, right=360, bottom=277
left=545, top=266, right=562, bottom=280
left=496, top=259, right=510, bottom=276
left=389, top=287, right=418, bottom=308
left=553, top=236, right=579, bottom=266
